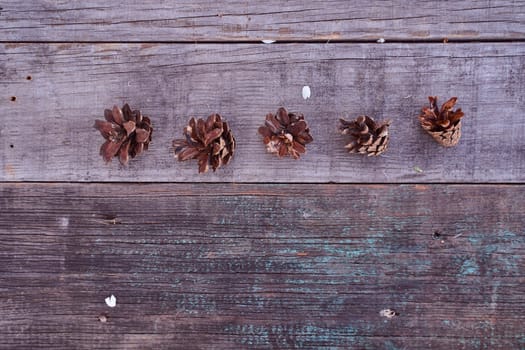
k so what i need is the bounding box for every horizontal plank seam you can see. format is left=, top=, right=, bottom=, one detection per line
left=1, top=181, right=525, bottom=186
left=1, top=39, right=525, bottom=45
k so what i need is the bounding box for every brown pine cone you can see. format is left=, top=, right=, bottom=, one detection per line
left=419, top=96, right=464, bottom=147
left=258, top=107, right=313, bottom=159
left=339, top=115, right=391, bottom=156
left=94, top=104, right=153, bottom=165
left=172, top=114, right=235, bottom=173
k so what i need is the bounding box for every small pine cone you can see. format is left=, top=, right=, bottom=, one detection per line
left=419, top=96, right=464, bottom=147
left=339, top=115, right=391, bottom=156
left=173, top=114, right=236, bottom=173
left=258, top=107, right=313, bottom=159
left=94, top=104, right=153, bottom=165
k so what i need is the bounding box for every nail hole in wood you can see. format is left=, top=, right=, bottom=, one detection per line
left=26, top=75, right=32, bottom=81
left=10, top=96, right=16, bottom=102
left=432, top=230, right=441, bottom=240
left=10, top=144, right=14, bottom=149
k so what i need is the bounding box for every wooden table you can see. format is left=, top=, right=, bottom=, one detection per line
left=1, top=1, right=525, bottom=349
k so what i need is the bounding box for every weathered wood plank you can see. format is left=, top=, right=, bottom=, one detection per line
left=1, top=43, right=524, bottom=182
left=1, top=183, right=524, bottom=349
left=1, top=0, right=524, bottom=42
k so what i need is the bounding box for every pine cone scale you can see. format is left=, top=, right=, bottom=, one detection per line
left=265, top=115, right=282, bottom=134
left=198, top=153, right=209, bottom=173
left=277, top=107, right=290, bottom=125
left=123, top=120, right=136, bottom=135
left=104, top=109, right=114, bottom=122
left=111, top=105, right=125, bottom=125
left=292, top=141, right=306, bottom=154
left=204, top=127, right=223, bottom=146
left=119, top=141, right=131, bottom=164
left=133, top=142, right=144, bottom=156
left=94, top=120, right=118, bottom=139
left=134, top=128, right=149, bottom=143
left=100, top=139, right=124, bottom=162
left=258, top=126, right=272, bottom=138
left=178, top=145, right=198, bottom=161
left=288, top=120, right=307, bottom=135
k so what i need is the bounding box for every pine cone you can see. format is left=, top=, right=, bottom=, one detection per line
left=172, top=114, right=235, bottom=173
left=258, top=107, right=313, bottom=159
left=94, top=104, right=153, bottom=165
left=339, top=115, right=391, bottom=156
left=419, top=96, right=464, bottom=147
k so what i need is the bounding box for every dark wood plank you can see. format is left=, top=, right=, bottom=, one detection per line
left=1, top=183, right=524, bottom=349
left=1, top=1, right=524, bottom=42
left=1, top=43, right=524, bottom=182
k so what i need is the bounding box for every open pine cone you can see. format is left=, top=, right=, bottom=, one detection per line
left=339, top=115, right=391, bottom=156
left=419, top=96, right=464, bottom=147
left=173, top=114, right=235, bottom=173
left=258, top=107, right=313, bottom=159
left=94, top=104, right=153, bottom=165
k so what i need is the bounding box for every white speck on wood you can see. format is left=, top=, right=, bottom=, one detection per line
left=105, top=295, right=116, bottom=308
left=58, top=217, right=69, bottom=228
left=262, top=40, right=275, bottom=44
left=490, top=283, right=499, bottom=310
left=380, top=309, right=397, bottom=318
left=377, top=38, right=386, bottom=43
left=302, top=85, right=311, bottom=100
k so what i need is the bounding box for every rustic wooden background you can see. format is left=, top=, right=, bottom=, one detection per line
left=1, top=1, right=524, bottom=349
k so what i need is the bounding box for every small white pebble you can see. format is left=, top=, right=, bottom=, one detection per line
left=377, top=38, right=386, bottom=43
left=302, top=85, right=311, bottom=100
left=380, top=309, right=397, bottom=318
left=262, top=40, right=276, bottom=44
left=105, top=295, right=116, bottom=308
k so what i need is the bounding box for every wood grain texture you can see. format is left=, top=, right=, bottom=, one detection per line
left=1, top=0, right=524, bottom=42
left=1, top=183, right=524, bottom=349
left=1, top=43, right=524, bottom=182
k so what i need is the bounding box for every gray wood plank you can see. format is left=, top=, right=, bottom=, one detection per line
left=1, top=43, right=524, bottom=182
left=1, top=183, right=524, bottom=349
left=1, top=0, right=524, bottom=42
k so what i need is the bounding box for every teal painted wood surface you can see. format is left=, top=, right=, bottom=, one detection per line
left=1, top=183, right=524, bottom=349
